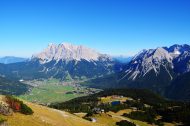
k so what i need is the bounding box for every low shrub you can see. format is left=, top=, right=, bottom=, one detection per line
left=5, top=95, right=33, bottom=115
left=116, top=120, right=136, bottom=126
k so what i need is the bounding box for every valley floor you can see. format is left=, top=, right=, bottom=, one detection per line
left=19, top=79, right=101, bottom=104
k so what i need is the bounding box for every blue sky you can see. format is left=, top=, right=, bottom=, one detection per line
left=0, top=0, right=190, bottom=57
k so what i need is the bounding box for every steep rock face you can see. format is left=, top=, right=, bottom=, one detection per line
left=32, top=43, right=108, bottom=63
left=29, top=43, right=115, bottom=80
left=121, top=47, right=174, bottom=81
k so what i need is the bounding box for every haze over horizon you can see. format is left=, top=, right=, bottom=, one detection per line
left=1, top=0, right=190, bottom=57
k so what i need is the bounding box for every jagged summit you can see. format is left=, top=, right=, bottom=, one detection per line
left=123, top=47, right=173, bottom=80
left=0, top=41, right=116, bottom=81
left=165, top=44, right=190, bottom=58
left=32, top=43, right=108, bottom=63
left=119, top=44, right=190, bottom=82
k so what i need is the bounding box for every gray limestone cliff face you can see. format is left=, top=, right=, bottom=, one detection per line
left=32, top=43, right=111, bottom=63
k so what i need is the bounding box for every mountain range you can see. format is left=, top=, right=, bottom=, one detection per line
left=0, top=56, right=27, bottom=64
left=112, top=44, right=187, bottom=97
left=84, top=44, right=190, bottom=101
left=0, top=43, right=190, bottom=101
left=0, top=43, right=117, bottom=81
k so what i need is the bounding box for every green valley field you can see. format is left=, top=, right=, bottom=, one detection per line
left=19, top=79, right=101, bottom=104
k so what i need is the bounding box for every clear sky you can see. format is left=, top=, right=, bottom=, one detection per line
left=0, top=0, right=190, bottom=57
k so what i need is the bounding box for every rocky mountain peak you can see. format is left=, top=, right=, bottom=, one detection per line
left=165, top=44, right=190, bottom=58
left=122, top=47, right=174, bottom=81
left=120, top=44, right=190, bottom=81
left=32, top=43, right=108, bottom=63
left=152, top=47, right=173, bottom=62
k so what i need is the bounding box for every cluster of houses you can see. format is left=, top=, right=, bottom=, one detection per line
left=92, top=107, right=105, bottom=114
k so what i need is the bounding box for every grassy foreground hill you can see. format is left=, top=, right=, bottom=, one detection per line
left=0, top=95, right=102, bottom=126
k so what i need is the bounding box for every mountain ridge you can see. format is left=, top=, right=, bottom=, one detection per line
left=32, top=43, right=111, bottom=63
left=0, top=43, right=117, bottom=81
left=0, top=56, right=27, bottom=64
left=85, top=44, right=190, bottom=100
left=120, top=44, right=190, bottom=81
left=0, top=43, right=190, bottom=101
